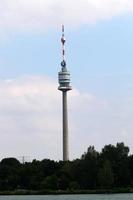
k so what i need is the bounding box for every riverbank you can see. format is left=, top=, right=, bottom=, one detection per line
left=0, top=188, right=133, bottom=195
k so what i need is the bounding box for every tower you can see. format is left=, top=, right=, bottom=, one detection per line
left=58, top=25, right=72, bottom=161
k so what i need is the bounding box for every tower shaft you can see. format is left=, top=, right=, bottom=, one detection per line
left=62, top=91, right=69, bottom=161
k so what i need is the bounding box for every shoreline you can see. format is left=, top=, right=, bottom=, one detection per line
left=0, top=188, right=133, bottom=195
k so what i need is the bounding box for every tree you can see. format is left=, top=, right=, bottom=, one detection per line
left=101, top=142, right=130, bottom=187
left=78, top=146, right=99, bottom=189
left=40, top=175, right=58, bottom=190
left=97, top=160, right=114, bottom=189
left=0, top=158, right=20, bottom=190
left=69, top=181, right=80, bottom=190
left=1, top=158, right=20, bottom=167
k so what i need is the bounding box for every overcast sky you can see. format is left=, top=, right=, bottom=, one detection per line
left=0, top=0, right=133, bottom=161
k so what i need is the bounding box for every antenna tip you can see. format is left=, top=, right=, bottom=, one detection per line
left=62, top=25, right=64, bottom=32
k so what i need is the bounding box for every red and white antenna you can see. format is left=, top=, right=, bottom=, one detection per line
left=61, top=25, right=66, bottom=67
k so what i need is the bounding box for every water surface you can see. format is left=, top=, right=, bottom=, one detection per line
left=0, top=194, right=133, bottom=200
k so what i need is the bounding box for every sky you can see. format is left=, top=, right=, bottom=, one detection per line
left=0, top=0, right=133, bottom=161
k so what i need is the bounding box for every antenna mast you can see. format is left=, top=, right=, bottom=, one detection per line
left=61, top=25, right=66, bottom=67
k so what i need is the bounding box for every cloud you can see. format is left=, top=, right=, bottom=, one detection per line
left=0, top=75, right=109, bottom=160
left=0, top=75, right=132, bottom=160
left=0, top=76, right=61, bottom=160
left=0, top=0, right=133, bottom=34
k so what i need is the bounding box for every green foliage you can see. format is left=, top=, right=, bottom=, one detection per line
left=69, top=181, right=80, bottom=190
left=0, top=142, right=132, bottom=191
left=40, top=175, right=58, bottom=190
left=0, top=158, right=20, bottom=190
left=97, top=160, right=114, bottom=188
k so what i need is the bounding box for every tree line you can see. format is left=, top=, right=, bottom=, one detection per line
left=0, top=142, right=133, bottom=191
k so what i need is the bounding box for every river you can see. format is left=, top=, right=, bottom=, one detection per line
left=0, top=194, right=133, bottom=200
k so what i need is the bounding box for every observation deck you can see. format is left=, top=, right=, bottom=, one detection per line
left=58, top=60, right=72, bottom=91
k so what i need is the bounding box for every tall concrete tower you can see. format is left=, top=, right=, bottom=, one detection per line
left=58, top=25, right=72, bottom=161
